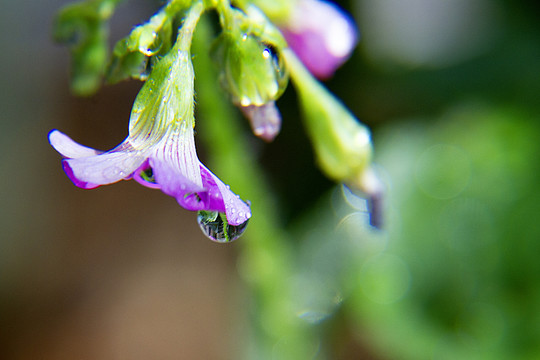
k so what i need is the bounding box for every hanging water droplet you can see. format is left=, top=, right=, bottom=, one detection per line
left=263, top=43, right=289, bottom=98
left=139, top=57, right=152, bottom=80
left=138, top=30, right=162, bottom=56
left=197, top=211, right=248, bottom=243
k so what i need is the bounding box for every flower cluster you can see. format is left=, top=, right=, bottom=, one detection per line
left=50, top=0, right=379, bottom=241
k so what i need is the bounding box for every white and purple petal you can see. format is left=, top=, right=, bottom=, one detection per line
left=49, top=130, right=147, bottom=189
left=132, top=160, right=161, bottom=189
left=150, top=157, right=251, bottom=225
left=150, top=157, right=206, bottom=209
left=48, top=130, right=103, bottom=158
left=281, top=0, right=358, bottom=79
left=62, top=146, right=146, bottom=188
left=200, top=165, right=251, bottom=226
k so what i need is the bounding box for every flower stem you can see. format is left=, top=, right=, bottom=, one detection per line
left=175, top=0, right=204, bottom=51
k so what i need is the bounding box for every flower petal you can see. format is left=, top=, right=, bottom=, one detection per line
left=150, top=157, right=207, bottom=210
left=281, top=0, right=358, bottom=79
left=132, top=160, right=161, bottom=189
left=48, top=129, right=103, bottom=158
left=240, top=101, right=282, bottom=142
left=62, top=160, right=101, bottom=189
left=200, top=165, right=251, bottom=226
left=63, top=143, right=146, bottom=188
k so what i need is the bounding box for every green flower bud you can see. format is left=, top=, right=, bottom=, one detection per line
left=211, top=6, right=288, bottom=106
left=106, top=8, right=174, bottom=84
left=246, top=0, right=294, bottom=23
left=284, top=49, right=373, bottom=186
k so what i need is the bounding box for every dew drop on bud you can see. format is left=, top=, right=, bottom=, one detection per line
left=138, top=31, right=162, bottom=56
left=197, top=211, right=248, bottom=243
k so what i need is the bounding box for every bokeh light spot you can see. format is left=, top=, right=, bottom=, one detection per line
left=438, top=198, right=496, bottom=253
left=415, top=144, right=471, bottom=200
left=359, top=253, right=411, bottom=304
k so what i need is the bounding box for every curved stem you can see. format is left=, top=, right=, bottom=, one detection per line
left=175, top=0, right=204, bottom=51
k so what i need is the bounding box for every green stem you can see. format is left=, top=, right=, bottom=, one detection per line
left=215, top=0, right=236, bottom=31
left=175, top=0, right=204, bottom=51
left=192, top=15, right=315, bottom=360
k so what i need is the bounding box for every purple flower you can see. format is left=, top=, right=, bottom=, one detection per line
left=48, top=24, right=251, bottom=226
left=48, top=129, right=251, bottom=226
left=280, top=0, right=358, bottom=79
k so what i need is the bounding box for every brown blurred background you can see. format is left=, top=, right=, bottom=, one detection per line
left=1, top=1, right=245, bottom=359
left=4, top=0, right=540, bottom=359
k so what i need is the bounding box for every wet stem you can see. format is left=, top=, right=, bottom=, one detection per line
left=192, top=15, right=315, bottom=360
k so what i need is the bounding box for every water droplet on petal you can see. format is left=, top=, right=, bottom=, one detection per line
left=197, top=211, right=248, bottom=243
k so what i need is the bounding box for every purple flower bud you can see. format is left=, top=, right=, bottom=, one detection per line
left=240, top=101, right=282, bottom=142
left=280, top=0, right=358, bottom=79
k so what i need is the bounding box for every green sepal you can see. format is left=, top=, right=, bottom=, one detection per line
left=211, top=5, right=288, bottom=106
left=285, top=49, right=373, bottom=185
left=53, top=0, right=123, bottom=96
left=127, top=0, right=202, bottom=148
left=106, top=8, right=175, bottom=84
left=236, top=0, right=294, bottom=25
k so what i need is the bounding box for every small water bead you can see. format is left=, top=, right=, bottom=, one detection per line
left=263, top=44, right=288, bottom=97
left=240, top=97, right=250, bottom=107
left=197, top=211, right=249, bottom=243
left=138, top=31, right=162, bottom=56
left=139, top=60, right=152, bottom=80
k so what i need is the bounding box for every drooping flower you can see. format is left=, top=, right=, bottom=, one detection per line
left=49, top=2, right=251, bottom=228
left=279, top=0, right=358, bottom=79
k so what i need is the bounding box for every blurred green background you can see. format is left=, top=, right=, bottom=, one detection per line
left=1, top=0, right=539, bottom=359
